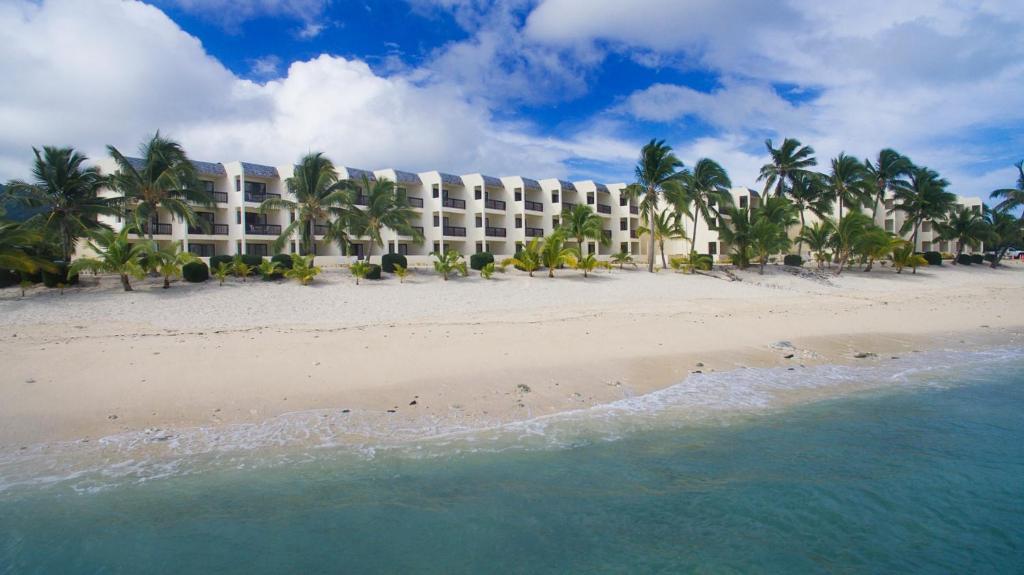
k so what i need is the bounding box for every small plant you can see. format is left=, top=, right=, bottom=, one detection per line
left=232, top=255, right=252, bottom=282
left=285, top=254, right=321, bottom=286
left=610, top=251, right=635, bottom=270
left=393, top=264, right=410, bottom=283
left=783, top=254, right=803, bottom=267
left=213, top=262, right=232, bottom=285
left=670, top=251, right=712, bottom=273
left=572, top=252, right=599, bottom=277
left=182, top=261, right=209, bottom=283
left=892, top=243, right=927, bottom=274
left=470, top=252, right=494, bottom=271
left=432, top=250, right=467, bottom=281
left=480, top=262, right=495, bottom=279
left=351, top=261, right=371, bottom=284
left=502, top=238, right=542, bottom=276
left=381, top=253, right=408, bottom=273
left=19, top=279, right=32, bottom=297
left=258, top=259, right=281, bottom=281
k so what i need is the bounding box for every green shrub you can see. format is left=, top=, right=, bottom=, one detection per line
left=365, top=263, right=382, bottom=280
left=956, top=253, right=972, bottom=265
left=783, top=254, right=802, bottom=267
left=18, top=270, right=42, bottom=284
left=271, top=253, right=293, bottom=269
left=42, top=261, right=79, bottom=288
left=940, top=252, right=955, bottom=260
left=381, top=253, right=407, bottom=273
left=209, top=254, right=234, bottom=271
left=969, top=253, right=984, bottom=265
left=241, top=254, right=263, bottom=268
left=182, top=261, right=209, bottom=282
left=984, top=253, right=996, bottom=263
left=470, top=252, right=494, bottom=271
left=922, top=251, right=943, bottom=266
left=0, top=269, right=18, bottom=288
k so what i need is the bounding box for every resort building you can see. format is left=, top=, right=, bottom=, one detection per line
left=92, top=157, right=983, bottom=264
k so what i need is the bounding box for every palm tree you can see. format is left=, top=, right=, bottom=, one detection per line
left=797, top=220, right=834, bottom=268
left=864, top=149, right=912, bottom=221
left=285, top=254, right=321, bottom=285
left=502, top=238, right=542, bottom=277
left=106, top=132, right=212, bottom=241
left=572, top=251, right=600, bottom=277
left=4, top=147, right=116, bottom=262
left=892, top=242, right=927, bottom=274
left=260, top=152, right=354, bottom=255
left=787, top=172, right=832, bottom=256
left=432, top=250, right=467, bottom=280
left=934, top=206, right=990, bottom=264
left=146, top=241, right=198, bottom=288
left=68, top=228, right=149, bottom=291
left=350, top=261, right=371, bottom=285
left=984, top=209, right=1023, bottom=267
left=635, top=210, right=684, bottom=269
left=347, top=175, right=423, bottom=264
left=0, top=220, right=55, bottom=275
left=758, top=137, right=817, bottom=199
left=893, top=166, right=956, bottom=273
left=624, top=139, right=688, bottom=272
left=610, top=251, right=635, bottom=270
left=831, top=212, right=872, bottom=275
left=827, top=153, right=870, bottom=219
left=684, top=158, right=732, bottom=257
left=560, top=203, right=608, bottom=255
left=540, top=231, right=577, bottom=277
left=854, top=226, right=897, bottom=272
left=989, top=160, right=1024, bottom=216
left=750, top=214, right=790, bottom=274
left=718, top=205, right=754, bottom=269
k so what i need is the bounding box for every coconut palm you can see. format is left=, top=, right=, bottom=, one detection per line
left=393, top=263, right=410, bottom=283
left=623, top=139, right=688, bottom=272
left=347, top=175, right=423, bottom=264
left=718, top=206, right=754, bottom=269
left=480, top=262, right=496, bottom=279
left=540, top=231, right=577, bottom=277
left=259, top=152, right=355, bottom=255
left=984, top=209, right=1023, bottom=267
left=683, top=158, right=733, bottom=257
left=610, top=251, right=635, bottom=270
left=258, top=259, right=281, bottom=281
left=934, top=206, right=990, bottom=264
left=797, top=220, right=834, bottom=268
left=0, top=220, right=55, bottom=275
left=854, top=226, right=897, bottom=272
left=432, top=250, right=467, bottom=281
left=893, top=166, right=956, bottom=273
left=146, top=241, right=197, bottom=288
left=831, top=212, right=872, bottom=275
left=4, top=146, right=116, bottom=262
left=758, top=138, right=817, bottom=199
left=787, top=172, right=832, bottom=256
left=891, top=242, right=928, bottom=274
left=68, top=228, right=149, bottom=291
left=285, top=254, right=321, bottom=285
left=989, top=160, right=1024, bottom=215
left=572, top=251, right=600, bottom=277
left=635, top=210, right=685, bottom=269
left=750, top=215, right=790, bottom=274
left=212, top=262, right=231, bottom=286
left=827, top=153, right=870, bottom=219
left=350, top=261, right=371, bottom=284
left=560, top=203, right=608, bottom=254
left=503, top=238, right=542, bottom=277
left=106, top=132, right=212, bottom=241
left=232, top=255, right=253, bottom=282
left=864, top=149, right=912, bottom=221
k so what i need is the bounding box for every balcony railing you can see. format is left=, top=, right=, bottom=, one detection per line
left=562, top=202, right=577, bottom=211
left=134, top=223, right=171, bottom=236
left=212, top=191, right=228, bottom=203
left=188, top=223, right=228, bottom=235
left=407, top=196, right=424, bottom=208
left=400, top=226, right=424, bottom=237
left=246, top=223, right=282, bottom=235
left=442, top=197, right=466, bottom=209
left=485, top=226, right=507, bottom=237
left=597, top=204, right=612, bottom=214
left=314, top=224, right=329, bottom=236
left=630, top=205, right=639, bottom=215
left=484, top=199, right=506, bottom=210
left=524, top=200, right=543, bottom=212
left=443, top=225, right=467, bottom=237
left=525, top=227, right=544, bottom=237
left=245, top=191, right=280, bottom=203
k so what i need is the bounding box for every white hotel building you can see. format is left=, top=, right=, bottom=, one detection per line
left=94, top=157, right=983, bottom=264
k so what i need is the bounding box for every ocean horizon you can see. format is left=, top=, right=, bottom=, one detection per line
left=2, top=346, right=1022, bottom=573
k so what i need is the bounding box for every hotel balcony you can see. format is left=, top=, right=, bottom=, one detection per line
left=407, top=196, right=424, bottom=209
left=244, top=191, right=281, bottom=203
left=443, top=225, right=467, bottom=237
left=133, top=222, right=172, bottom=236
left=524, top=200, right=543, bottom=212
left=442, top=197, right=467, bottom=210
left=188, top=223, right=229, bottom=235
left=562, top=201, right=577, bottom=212
left=602, top=229, right=612, bottom=240
left=525, top=227, right=544, bottom=238
left=191, top=192, right=228, bottom=204
left=314, top=224, right=329, bottom=236
left=597, top=203, right=612, bottom=214
left=485, top=226, right=507, bottom=238
left=245, top=223, right=282, bottom=235
left=399, top=226, right=425, bottom=238
left=630, top=205, right=639, bottom=215
left=353, top=194, right=370, bottom=206
left=484, top=198, right=506, bottom=211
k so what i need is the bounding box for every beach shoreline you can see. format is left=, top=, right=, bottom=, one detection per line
left=1, top=263, right=1022, bottom=451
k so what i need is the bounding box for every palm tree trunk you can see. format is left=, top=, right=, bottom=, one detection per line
left=62, top=227, right=73, bottom=264
left=120, top=273, right=132, bottom=291
left=838, top=197, right=844, bottom=220
left=660, top=240, right=667, bottom=269
left=797, top=209, right=806, bottom=257
left=646, top=205, right=656, bottom=272
left=911, top=224, right=920, bottom=274
left=954, top=240, right=963, bottom=265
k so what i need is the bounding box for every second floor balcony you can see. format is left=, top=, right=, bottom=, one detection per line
left=245, top=191, right=281, bottom=203
left=443, top=225, right=467, bottom=237
left=602, top=229, right=612, bottom=239
left=407, top=196, right=424, bottom=208
left=246, top=223, right=282, bottom=235
left=597, top=204, right=612, bottom=214
left=442, top=197, right=466, bottom=209
left=485, top=226, right=507, bottom=237
left=484, top=198, right=506, bottom=210
left=525, top=227, right=544, bottom=237
left=133, top=222, right=171, bottom=236
left=524, top=200, right=543, bottom=212
left=188, top=223, right=229, bottom=235
left=314, top=224, right=329, bottom=236
left=562, top=201, right=577, bottom=212
left=399, top=226, right=424, bottom=237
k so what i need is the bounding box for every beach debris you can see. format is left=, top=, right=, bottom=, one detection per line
left=783, top=354, right=794, bottom=359
left=853, top=352, right=877, bottom=359
left=770, top=340, right=795, bottom=350
left=386, top=409, right=396, bottom=413
left=107, top=414, right=118, bottom=420
left=695, top=362, right=704, bottom=367
left=341, top=409, right=350, bottom=413
left=517, top=383, right=531, bottom=394
left=25, top=378, right=35, bottom=384
left=409, top=400, right=418, bottom=406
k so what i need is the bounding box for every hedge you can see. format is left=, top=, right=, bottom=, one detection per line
left=18, top=270, right=42, bottom=284
left=470, top=252, right=494, bottom=271
left=182, top=261, right=210, bottom=282
left=271, top=253, right=293, bottom=269
left=0, top=269, right=18, bottom=288
left=240, top=254, right=263, bottom=268
left=956, top=254, right=973, bottom=265
left=42, top=261, right=78, bottom=288
left=782, top=254, right=802, bottom=267
left=970, top=253, right=984, bottom=265
left=381, top=253, right=407, bottom=273
left=984, top=253, right=996, bottom=263
left=209, top=254, right=234, bottom=271
left=365, top=263, right=382, bottom=280
left=922, top=251, right=943, bottom=266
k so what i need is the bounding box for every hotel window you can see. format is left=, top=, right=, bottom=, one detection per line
left=972, top=205, right=981, bottom=214
left=514, top=188, right=522, bottom=201
left=620, top=219, right=627, bottom=231
left=203, top=180, right=215, bottom=193
left=515, top=215, right=523, bottom=229
left=476, top=242, right=484, bottom=254
left=398, top=244, right=408, bottom=255
left=587, top=193, right=594, bottom=205
left=551, top=192, right=559, bottom=203
left=620, top=242, right=628, bottom=253
left=236, top=241, right=242, bottom=254
left=885, top=219, right=894, bottom=232
left=235, top=176, right=241, bottom=192
left=739, top=196, right=748, bottom=209
left=515, top=241, right=523, bottom=252
left=433, top=241, right=441, bottom=253
left=620, top=196, right=627, bottom=206
left=922, top=221, right=932, bottom=232
left=475, top=214, right=483, bottom=228
left=940, top=241, right=949, bottom=252
left=708, top=242, right=717, bottom=255
left=432, top=184, right=439, bottom=198
left=433, top=214, right=440, bottom=227
left=708, top=218, right=718, bottom=231
left=552, top=216, right=560, bottom=228
left=397, top=187, right=406, bottom=195
left=474, top=186, right=482, bottom=200
left=290, top=241, right=296, bottom=253
left=236, top=212, right=241, bottom=224
left=388, top=242, right=395, bottom=254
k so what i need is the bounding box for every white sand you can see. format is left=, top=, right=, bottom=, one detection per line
left=1, top=261, right=1023, bottom=448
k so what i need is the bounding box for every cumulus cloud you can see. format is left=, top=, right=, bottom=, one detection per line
left=0, top=0, right=633, bottom=183
left=158, top=0, right=331, bottom=35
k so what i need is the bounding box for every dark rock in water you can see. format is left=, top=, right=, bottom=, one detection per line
left=695, top=362, right=704, bottom=367
left=517, top=384, right=531, bottom=393
left=387, top=409, right=396, bottom=413
left=787, top=367, right=795, bottom=371
left=341, top=409, right=350, bottom=413
left=783, top=354, right=794, bottom=359
left=692, top=370, right=702, bottom=374
left=771, top=340, right=795, bottom=350
left=409, top=400, right=418, bottom=406
left=854, top=352, right=877, bottom=359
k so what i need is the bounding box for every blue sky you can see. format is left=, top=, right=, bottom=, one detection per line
left=2, top=0, right=1022, bottom=198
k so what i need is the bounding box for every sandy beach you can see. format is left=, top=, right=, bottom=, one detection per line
left=1, top=261, right=1022, bottom=450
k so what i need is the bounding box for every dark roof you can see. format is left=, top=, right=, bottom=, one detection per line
left=438, top=173, right=463, bottom=186
left=392, top=170, right=422, bottom=184
left=594, top=183, right=609, bottom=193
left=481, top=175, right=503, bottom=187
left=343, top=167, right=376, bottom=182
left=558, top=180, right=576, bottom=191
left=521, top=177, right=541, bottom=190
left=241, top=162, right=279, bottom=178
left=123, top=157, right=225, bottom=177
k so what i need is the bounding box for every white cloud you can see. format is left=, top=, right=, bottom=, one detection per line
left=0, top=0, right=632, bottom=183
left=158, top=0, right=330, bottom=34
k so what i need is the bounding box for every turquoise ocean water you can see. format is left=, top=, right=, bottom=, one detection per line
left=1, top=347, right=1022, bottom=573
